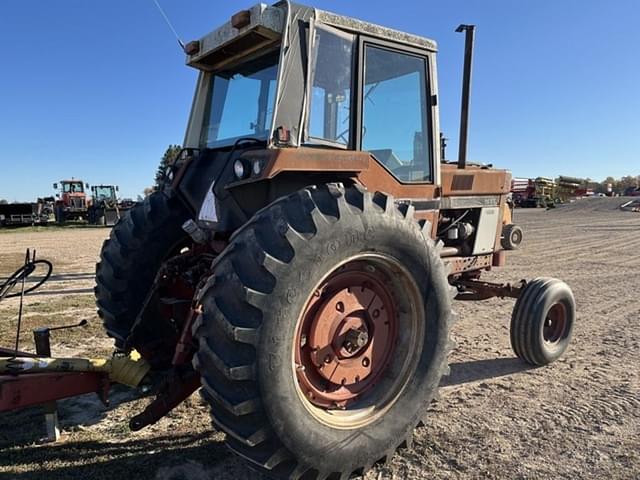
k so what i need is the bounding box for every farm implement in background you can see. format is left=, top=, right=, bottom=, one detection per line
left=0, top=200, right=54, bottom=227
left=510, top=176, right=594, bottom=208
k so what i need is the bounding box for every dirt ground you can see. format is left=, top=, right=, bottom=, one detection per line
left=0, top=198, right=638, bottom=480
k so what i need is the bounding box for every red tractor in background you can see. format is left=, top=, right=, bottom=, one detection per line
left=53, top=180, right=132, bottom=225
left=53, top=179, right=88, bottom=223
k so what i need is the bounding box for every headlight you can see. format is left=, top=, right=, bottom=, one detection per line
left=233, top=159, right=248, bottom=180
left=252, top=159, right=263, bottom=176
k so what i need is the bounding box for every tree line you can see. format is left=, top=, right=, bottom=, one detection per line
left=583, top=175, right=640, bottom=194
left=142, top=144, right=182, bottom=197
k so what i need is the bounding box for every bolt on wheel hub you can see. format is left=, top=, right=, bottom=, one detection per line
left=342, top=326, right=369, bottom=355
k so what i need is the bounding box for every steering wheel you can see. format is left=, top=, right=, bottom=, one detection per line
left=336, top=128, right=349, bottom=144
left=336, top=126, right=366, bottom=144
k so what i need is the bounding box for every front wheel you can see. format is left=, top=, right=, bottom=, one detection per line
left=501, top=224, right=523, bottom=250
left=510, top=278, right=575, bottom=365
left=193, top=184, right=455, bottom=479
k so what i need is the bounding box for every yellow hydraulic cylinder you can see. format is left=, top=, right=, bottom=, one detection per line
left=0, top=350, right=150, bottom=387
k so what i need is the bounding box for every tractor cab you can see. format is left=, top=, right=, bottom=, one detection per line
left=91, top=185, right=118, bottom=207
left=60, top=180, right=85, bottom=194
left=180, top=4, right=440, bottom=188
left=183, top=3, right=438, bottom=176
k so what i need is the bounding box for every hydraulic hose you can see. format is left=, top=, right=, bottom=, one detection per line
left=0, top=259, right=52, bottom=302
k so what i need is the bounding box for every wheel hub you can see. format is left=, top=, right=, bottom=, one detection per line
left=342, top=326, right=369, bottom=355
left=543, top=303, right=567, bottom=344
left=295, top=263, right=398, bottom=409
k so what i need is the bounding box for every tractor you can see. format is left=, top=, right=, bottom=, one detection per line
left=53, top=178, right=88, bottom=222
left=94, top=3, right=575, bottom=478
left=88, top=184, right=126, bottom=226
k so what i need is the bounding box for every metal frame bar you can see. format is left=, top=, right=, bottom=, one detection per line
left=303, top=21, right=355, bottom=149
left=453, top=278, right=525, bottom=301
left=0, top=347, right=35, bottom=357
left=0, top=372, right=109, bottom=413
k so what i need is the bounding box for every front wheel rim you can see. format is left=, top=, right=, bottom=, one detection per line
left=543, top=302, right=568, bottom=344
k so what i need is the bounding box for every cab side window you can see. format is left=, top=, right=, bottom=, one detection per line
left=307, top=26, right=355, bottom=146
left=362, top=46, right=431, bottom=182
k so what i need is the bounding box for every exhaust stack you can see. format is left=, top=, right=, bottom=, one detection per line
left=456, top=24, right=476, bottom=170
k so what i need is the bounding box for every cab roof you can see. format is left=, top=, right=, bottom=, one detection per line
left=315, top=6, right=437, bottom=51
left=186, top=2, right=437, bottom=71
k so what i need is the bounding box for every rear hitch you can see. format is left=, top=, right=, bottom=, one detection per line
left=129, top=368, right=200, bottom=431
left=129, top=304, right=202, bottom=431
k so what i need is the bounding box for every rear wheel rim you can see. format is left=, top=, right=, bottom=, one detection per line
left=293, top=253, right=424, bottom=429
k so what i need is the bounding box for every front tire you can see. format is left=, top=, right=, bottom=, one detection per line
left=510, top=278, right=575, bottom=365
left=501, top=224, right=523, bottom=250
left=193, top=184, right=454, bottom=479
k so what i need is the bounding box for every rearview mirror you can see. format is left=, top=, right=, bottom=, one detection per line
left=53, top=183, right=58, bottom=190
left=115, top=186, right=119, bottom=192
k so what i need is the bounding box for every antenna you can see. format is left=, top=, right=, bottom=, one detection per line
left=151, top=0, right=185, bottom=51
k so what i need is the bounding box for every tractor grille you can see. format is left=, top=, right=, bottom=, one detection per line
left=70, top=198, right=85, bottom=209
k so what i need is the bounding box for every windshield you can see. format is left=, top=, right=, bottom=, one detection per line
left=63, top=182, right=83, bottom=193
left=93, top=186, right=114, bottom=201
left=201, top=50, right=279, bottom=147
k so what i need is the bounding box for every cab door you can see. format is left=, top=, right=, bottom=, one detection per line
left=354, top=37, right=441, bottom=231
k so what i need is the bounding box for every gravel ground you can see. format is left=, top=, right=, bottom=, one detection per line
left=0, top=198, right=638, bottom=480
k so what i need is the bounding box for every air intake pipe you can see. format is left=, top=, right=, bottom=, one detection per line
left=456, top=24, right=476, bottom=170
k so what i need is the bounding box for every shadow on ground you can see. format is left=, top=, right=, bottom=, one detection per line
left=0, top=432, right=242, bottom=480
left=441, top=357, right=533, bottom=387
left=0, top=384, right=144, bottom=449
left=26, top=288, right=94, bottom=296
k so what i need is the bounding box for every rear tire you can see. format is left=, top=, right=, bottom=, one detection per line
left=95, top=191, right=191, bottom=348
left=193, top=184, right=454, bottom=479
left=55, top=206, right=65, bottom=224
left=510, top=278, right=575, bottom=365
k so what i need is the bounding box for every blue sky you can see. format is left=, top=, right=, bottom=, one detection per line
left=1, top=0, right=638, bottom=201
